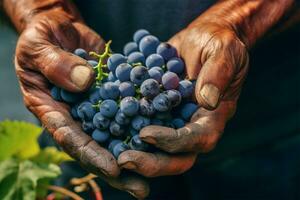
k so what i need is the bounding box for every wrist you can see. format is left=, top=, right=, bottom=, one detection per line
left=3, top=0, right=82, bottom=33
left=190, top=0, right=295, bottom=48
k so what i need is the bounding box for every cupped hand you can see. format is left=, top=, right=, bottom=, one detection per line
left=15, top=9, right=149, bottom=199
left=118, top=21, right=249, bottom=177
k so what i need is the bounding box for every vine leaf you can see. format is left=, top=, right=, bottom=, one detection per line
left=31, top=147, right=73, bottom=165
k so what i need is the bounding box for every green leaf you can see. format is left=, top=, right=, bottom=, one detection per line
left=0, top=159, right=61, bottom=200
left=31, top=147, right=73, bottom=165
left=0, top=120, right=42, bottom=161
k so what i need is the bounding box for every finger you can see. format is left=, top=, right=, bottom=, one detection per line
left=102, top=173, right=150, bottom=199
left=16, top=21, right=95, bottom=92
left=118, top=150, right=196, bottom=177
left=16, top=60, right=119, bottom=178
left=195, top=33, right=249, bottom=110
left=140, top=101, right=236, bottom=153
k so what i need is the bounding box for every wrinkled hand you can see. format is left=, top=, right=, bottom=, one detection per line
left=11, top=2, right=148, bottom=199
left=118, top=19, right=249, bottom=176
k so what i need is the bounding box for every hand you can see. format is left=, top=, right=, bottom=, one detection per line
left=4, top=0, right=149, bottom=198
left=118, top=0, right=295, bottom=177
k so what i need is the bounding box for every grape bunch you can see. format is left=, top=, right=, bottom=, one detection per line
left=50, top=29, right=198, bottom=158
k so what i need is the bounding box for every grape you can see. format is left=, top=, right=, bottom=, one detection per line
left=74, top=48, right=88, bottom=59
left=100, top=82, right=120, bottom=100
left=133, top=29, right=150, bottom=44
left=60, top=89, right=82, bottom=103
left=119, top=82, right=135, bottom=97
left=71, top=105, right=79, bottom=119
left=99, top=99, right=118, bottom=118
left=139, top=35, right=160, bottom=57
left=129, top=127, right=139, bottom=136
left=92, top=129, right=110, bottom=143
left=112, top=142, right=129, bottom=158
left=77, top=102, right=96, bottom=121
left=161, top=72, right=180, bottom=90
left=171, top=118, right=185, bottom=128
left=114, top=80, right=121, bottom=86
left=127, top=52, right=145, bottom=64
left=51, top=87, right=62, bottom=101
left=131, top=115, right=150, bottom=131
left=129, top=135, right=149, bottom=151
left=153, top=93, right=171, bottom=112
left=130, top=65, right=150, bottom=86
left=148, top=68, right=163, bottom=83
left=145, top=54, right=164, bottom=68
left=93, top=112, right=110, bottom=130
left=151, top=66, right=164, bottom=75
left=107, top=72, right=117, bottom=82
left=87, top=60, right=98, bottom=67
left=164, top=89, right=182, bottom=107
left=155, top=111, right=172, bottom=121
left=178, top=80, right=194, bottom=98
left=82, top=121, right=95, bottom=134
left=115, top=109, right=131, bottom=125
left=88, top=87, right=101, bottom=104
left=156, top=43, right=177, bottom=61
left=107, top=54, right=127, bottom=73
left=139, top=98, right=155, bottom=116
left=108, top=139, right=122, bottom=152
left=115, top=63, right=132, bottom=82
left=164, top=121, right=176, bottom=128
left=167, top=57, right=184, bottom=74
left=151, top=118, right=164, bottom=126
left=180, top=103, right=198, bottom=120
left=120, top=97, right=139, bottom=116
left=123, top=42, right=138, bottom=56
left=109, top=121, right=125, bottom=137
left=140, top=79, right=160, bottom=99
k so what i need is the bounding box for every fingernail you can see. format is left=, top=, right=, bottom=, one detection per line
left=120, top=162, right=137, bottom=170
left=200, top=84, right=220, bottom=109
left=71, top=65, right=93, bottom=89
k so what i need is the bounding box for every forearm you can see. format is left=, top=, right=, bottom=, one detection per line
left=3, top=0, right=82, bottom=33
left=190, top=0, right=296, bottom=48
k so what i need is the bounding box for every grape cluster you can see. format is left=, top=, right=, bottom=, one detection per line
left=50, top=29, right=198, bottom=158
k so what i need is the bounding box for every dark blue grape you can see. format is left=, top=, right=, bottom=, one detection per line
left=130, top=65, right=150, bottom=86
left=178, top=80, right=194, bottom=98
left=156, top=43, right=177, bottom=61
left=167, top=57, right=184, bottom=74
left=133, top=29, right=150, bottom=44
left=108, top=139, right=122, bottom=152
left=114, top=80, right=121, bottom=86
left=99, top=99, right=118, bottom=118
left=127, top=52, right=145, bottom=64
left=131, top=115, right=150, bottom=131
left=145, top=54, right=164, bottom=68
left=88, top=87, right=101, bottom=104
left=93, top=112, right=110, bottom=130
left=107, top=54, right=127, bottom=73
left=115, top=63, right=132, bottom=82
left=115, top=109, right=131, bottom=125
left=171, top=118, right=185, bottom=129
left=82, top=121, right=95, bottom=134
left=161, top=72, right=180, bottom=90
left=112, top=142, right=129, bottom=158
left=119, top=82, right=135, bottom=97
left=140, top=79, right=160, bottom=99
left=51, top=86, right=62, bottom=101
left=148, top=68, right=163, bottom=83
left=71, top=105, right=79, bottom=119
left=120, top=97, right=139, bottom=116
left=77, top=102, right=96, bottom=121
left=107, top=72, right=117, bottom=82
left=164, top=121, right=176, bottom=128
left=164, top=89, right=182, bottom=107
left=180, top=103, right=198, bottom=120
left=139, top=35, right=160, bottom=57
left=87, top=60, right=98, bottom=67
left=155, top=111, right=172, bottom=121
left=151, top=118, right=164, bottom=126
left=123, top=42, right=138, bottom=56
left=129, top=135, right=149, bottom=151
left=74, top=48, right=88, bottom=59
left=139, top=98, right=156, bottom=116
left=109, top=121, right=125, bottom=137
left=92, top=129, right=110, bottom=143
left=151, top=66, right=164, bottom=74
left=60, top=89, right=82, bottom=103
left=129, top=127, right=139, bottom=136
left=153, top=93, right=171, bottom=112
left=100, top=82, right=120, bottom=100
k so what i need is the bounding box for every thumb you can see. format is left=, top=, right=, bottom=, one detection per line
left=16, top=28, right=95, bottom=93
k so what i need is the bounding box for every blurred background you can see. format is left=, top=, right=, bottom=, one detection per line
left=0, top=2, right=300, bottom=199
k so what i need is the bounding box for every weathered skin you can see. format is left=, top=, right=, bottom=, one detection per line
left=2, top=0, right=298, bottom=198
